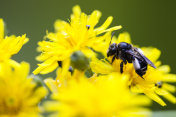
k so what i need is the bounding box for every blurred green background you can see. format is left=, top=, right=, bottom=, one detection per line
left=0, top=0, right=175, bottom=111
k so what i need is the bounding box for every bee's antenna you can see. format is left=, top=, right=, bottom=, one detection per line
left=109, top=32, right=115, bottom=45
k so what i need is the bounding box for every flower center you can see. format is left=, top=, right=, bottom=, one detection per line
left=0, top=97, right=22, bottom=115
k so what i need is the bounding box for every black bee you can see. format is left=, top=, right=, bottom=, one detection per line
left=107, top=36, right=156, bottom=78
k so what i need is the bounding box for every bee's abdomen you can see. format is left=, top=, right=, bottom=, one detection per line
left=135, top=67, right=147, bottom=77
left=134, top=58, right=148, bottom=77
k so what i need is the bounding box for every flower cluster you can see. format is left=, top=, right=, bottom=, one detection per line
left=36, top=5, right=175, bottom=117
left=1, top=4, right=175, bottom=117
left=90, top=32, right=176, bottom=106
left=0, top=19, right=28, bottom=62
left=33, top=5, right=121, bottom=74
left=0, top=19, right=47, bottom=117
left=45, top=73, right=151, bottom=117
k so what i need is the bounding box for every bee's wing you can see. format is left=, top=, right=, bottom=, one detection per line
left=134, top=48, right=156, bottom=68
left=125, top=48, right=156, bottom=68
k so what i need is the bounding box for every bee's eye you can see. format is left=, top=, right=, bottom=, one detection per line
left=110, top=43, right=117, bottom=49
left=107, top=43, right=117, bottom=57
left=110, top=45, right=114, bottom=49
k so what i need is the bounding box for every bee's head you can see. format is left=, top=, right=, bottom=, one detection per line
left=117, top=42, right=132, bottom=51
left=107, top=43, right=118, bottom=57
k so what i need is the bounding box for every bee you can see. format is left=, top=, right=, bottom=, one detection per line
left=107, top=34, right=156, bottom=78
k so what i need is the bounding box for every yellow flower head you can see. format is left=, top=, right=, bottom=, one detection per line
left=90, top=32, right=176, bottom=106
left=33, top=5, right=122, bottom=75
left=0, top=18, right=28, bottom=62
left=0, top=61, right=47, bottom=117
left=44, top=73, right=151, bottom=117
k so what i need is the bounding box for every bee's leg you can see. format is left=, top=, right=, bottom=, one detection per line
left=111, top=56, right=116, bottom=64
left=123, top=60, right=127, bottom=65
left=120, top=57, right=127, bottom=73
left=120, top=61, right=124, bottom=73
left=121, top=57, right=127, bottom=64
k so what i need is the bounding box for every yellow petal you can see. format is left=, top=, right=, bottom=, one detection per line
left=157, top=65, right=170, bottom=73
left=26, top=87, right=47, bottom=106
left=44, top=78, right=58, bottom=93
left=54, top=20, right=68, bottom=32
left=44, top=101, right=61, bottom=111
left=130, top=86, right=143, bottom=93
left=162, top=92, right=176, bottom=104
left=88, top=10, right=102, bottom=28
left=162, top=74, right=176, bottom=82
left=162, top=83, right=176, bottom=93
left=81, top=48, right=96, bottom=58
left=95, top=16, right=113, bottom=32
left=40, top=61, right=58, bottom=74
left=116, top=32, right=131, bottom=44
left=72, top=5, right=81, bottom=18
left=90, top=58, right=113, bottom=74
left=144, top=92, right=166, bottom=106
left=155, top=88, right=168, bottom=95
left=129, top=95, right=151, bottom=106
left=0, top=18, right=4, bottom=39
left=19, top=62, right=30, bottom=79
left=98, top=25, right=122, bottom=35
left=141, top=48, right=161, bottom=62
left=33, top=56, right=59, bottom=74
left=10, top=34, right=28, bottom=54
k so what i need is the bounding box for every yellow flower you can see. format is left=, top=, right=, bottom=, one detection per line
left=33, top=5, right=122, bottom=75
left=44, top=73, right=151, bottom=117
left=90, top=32, right=176, bottom=106
left=44, top=61, right=87, bottom=94
left=0, top=18, right=28, bottom=62
left=0, top=61, right=47, bottom=117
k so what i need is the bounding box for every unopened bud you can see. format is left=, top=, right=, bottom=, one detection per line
left=70, top=51, right=90, bottom=71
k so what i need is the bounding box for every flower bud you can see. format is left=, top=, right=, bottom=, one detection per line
left=71, top=51, right=90, bottom=71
